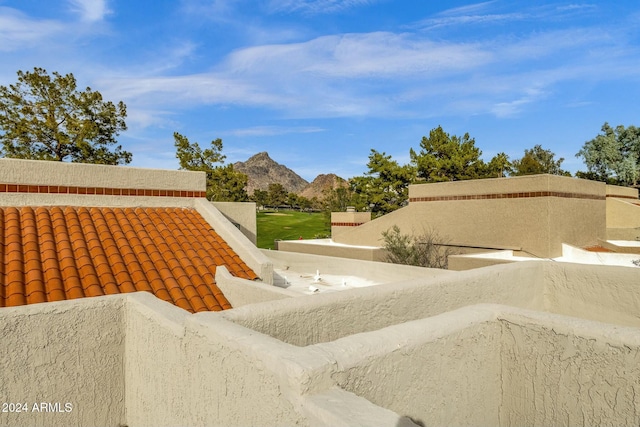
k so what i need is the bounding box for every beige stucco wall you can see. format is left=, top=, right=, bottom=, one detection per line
left=543, top=262, right=640, bottom=327
left=331, top=211, right=371, bottom=239
left=606, top=197, right=640, bottom=228
left=277, top=239, right=386, bottom=261
left=0, top=157, right=204, bottom=191
left=409, top=173, right=604, bottom=199
left=448, top=252, right=520, bottom=270
left=211, top=201, right=257, bottom=244
left=264, top=249, right=451, bottom=285
left=0, top=158, right=206, bottom=208
left=334, top=175, right=606, bottom=258
left=0, top=158, right=198, bottom=207
left=221, top=262, right=545, bottom=346
left=500, top=309, right=640, bottom=426
left=330, top=306, right=503, bottom=426
left=215, top=266, right=296, bottom=307
left=0, top=193, right=200, bottom=208
left=604, top=185, right=639, bottom=239
left=3, top=259, right=640, bottom=426
left=0, top=296, right=125, bottom=427
left=605, top=184, right=638, bottom=198
left=124, top=294, right=308, bottom=427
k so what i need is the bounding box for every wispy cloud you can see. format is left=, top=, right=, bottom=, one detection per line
left=68, top=0, right=111, bottom=22
left=228, top=126, right=325, bottom=136
left=557, top=4, right=597, bottom=12
left=224, top=32, right=491, bottom=79
left=94, top=17, right=640, bottom=123
left=0, top=7, right=65, bottom=51
left=268, top=0, right=377, bottom=15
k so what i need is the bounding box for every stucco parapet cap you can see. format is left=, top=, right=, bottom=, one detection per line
left=496, top=304, right=640, bottom=346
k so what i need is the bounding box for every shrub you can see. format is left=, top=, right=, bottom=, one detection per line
left=381, top=225, right=454, bottom=269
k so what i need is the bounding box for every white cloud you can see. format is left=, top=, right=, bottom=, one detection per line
left=224, top=32, right=491, bottom=79
left=228, top=126, right=325, bottom=137
left=68, top=0, right=111, bottom=22
left=93, top=20, right=640, bottom=122
left=0, top=7, right=65, bottom=51
left=268, top=0, right=377, bottom=15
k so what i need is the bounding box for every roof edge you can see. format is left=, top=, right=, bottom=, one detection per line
left=194, top=199, right=274, bottom=284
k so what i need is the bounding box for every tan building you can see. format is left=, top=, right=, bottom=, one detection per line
left=279, top=174, right=640, bottom=267
left=1, top=159, right=640, bottom=426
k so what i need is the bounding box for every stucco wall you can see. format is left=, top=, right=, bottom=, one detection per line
left=264, top=249, right=451, bottom=284
left=211, top=201, right=257, bottom=245
left=215, top=266, right=296, bottom=307
left=0, top=158, right=204, bottom=191
left=605, top=184, right=638, bottom=199
left=543, top=262, right=640, bottom=327
left=0, top=296, right=125, bottom=427
left=124, top=294, right=307, bottom=427
left=329, top=306, right=503, bottom=426
left=221, top=262, right=544, bottom=346
left=331, top=212, right=371, bottom=239
left=333, top=175, right=607, bottom=258
left=3, top=259, right=640, bottom=426
left=277, top=239, right=386, bottom=261
left=500, top=309, right=640, bottom=426
left=606, top=197, right=640, bottom=229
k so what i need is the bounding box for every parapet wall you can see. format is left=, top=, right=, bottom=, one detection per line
left=3, top=261, right=640, bottom=426
left=0, top=158, right=204, bottom=192
left=335, top=175, right=608, bottom=258
left=0, top=158, right=206, bottom=208
left=0, top=296, right=125, bottom=427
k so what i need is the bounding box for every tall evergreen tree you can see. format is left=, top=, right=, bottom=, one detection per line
left=0, top=67, right=130, bottom=164
left=410, top=126, right=485, bottom=182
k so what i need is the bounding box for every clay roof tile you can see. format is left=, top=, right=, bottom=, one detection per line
left=1, top=206, right=255, bottom=312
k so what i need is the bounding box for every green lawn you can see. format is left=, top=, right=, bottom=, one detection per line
left=256, top=210, right=330, bottom=249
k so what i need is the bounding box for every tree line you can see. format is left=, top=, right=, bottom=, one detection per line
left=1, top=68, right=639, bottom=215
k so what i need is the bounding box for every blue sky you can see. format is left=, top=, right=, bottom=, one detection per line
left=1, top=0, right=639, bottom=181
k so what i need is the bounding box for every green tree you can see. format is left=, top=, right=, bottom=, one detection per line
left=252, top=189, right=269, bottom=208
left=512, top=145, right=570, bottom=176
left=576, top=123, right=640, bottom=185
left=287, top=192, right=299, bottom=209
left=209, top=164, right=249, bottom=202
left=410, top=126, right=485, bottom=182
left=323, top=185, right=356, bottom=213
left=0, top=67, right=130, bottom=164
left=267, top=183, right=288, bottom=207
left=485, top=152, right=513, bottom=178
left=351, top=149, right=415, bottom=217
left=173, top=132, right=248, bottom=201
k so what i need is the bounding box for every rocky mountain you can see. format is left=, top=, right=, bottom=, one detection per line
left=234, top=152, right=308, bottom=195
left=299, top=173, right=348, bottom=200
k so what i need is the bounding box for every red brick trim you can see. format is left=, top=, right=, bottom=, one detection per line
left=331, top=222, right=368, bottom=227
left=409, top=191, right=605, bottom=203
left=0, top=183, right=206, bottom=198
left=606, top=194, right=639, bottom=200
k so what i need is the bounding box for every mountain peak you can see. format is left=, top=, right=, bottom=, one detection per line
left=234, top=152, right=308, bottom=195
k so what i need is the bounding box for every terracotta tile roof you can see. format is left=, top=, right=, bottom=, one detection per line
left=0, top=206, right=258, bottom=312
